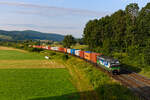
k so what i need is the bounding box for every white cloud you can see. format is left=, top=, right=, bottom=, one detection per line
left=0, top=1, right=111, bottom=37
left=0, top=1, right=110, bottom=17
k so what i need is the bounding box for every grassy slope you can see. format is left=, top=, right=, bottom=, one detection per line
left=113, top=52, right=150, bottom=78
left=46, top=50, right=139, bottom=100
left=0, top=48, right=79, bottom=100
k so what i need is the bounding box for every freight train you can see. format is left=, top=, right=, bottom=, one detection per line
left=32, top=45, right=121, bottom=75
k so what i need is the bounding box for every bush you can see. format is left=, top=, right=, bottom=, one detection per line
left=49, top=52, right=56, bottom=56
left=28, top=48, right=43, bottom=52
left=62, top=54, right=69, bottom=61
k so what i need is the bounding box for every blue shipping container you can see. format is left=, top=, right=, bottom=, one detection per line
left=85, top=51, right=91, bottom=53
left=71, top=49, right=76, bottom=55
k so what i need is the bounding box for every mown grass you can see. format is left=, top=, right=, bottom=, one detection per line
left=0, top=60, right=65, bottom=69
left=0, top=69, right=79, bottom=100
left=0, top=50, right=45, bottom=60
left=45, top=50, right=139, bottom=100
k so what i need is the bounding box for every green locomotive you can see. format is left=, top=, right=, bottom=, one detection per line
left=97, top=55, right=120, bottom=75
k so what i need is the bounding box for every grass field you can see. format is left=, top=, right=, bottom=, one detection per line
left=0, top=69, right=79, bottom=100
left=0, top=50, right=44, bottom=60
left=47, top=50, right=139, bottom=100
left=0, top=46, right=79, bottom=100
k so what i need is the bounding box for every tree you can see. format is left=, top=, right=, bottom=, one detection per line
left=111, top=10, right=126, bottom=52
left=82, top=2, right=150, bottom=65
left=125, top=3, right=139, bottom=53
left=63, top=35, right=76, bottom=48
left=125, top=3, right=139, bottom=19
left=83, top=19, right=99, bottom=50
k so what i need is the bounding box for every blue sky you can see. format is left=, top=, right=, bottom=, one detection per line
left=0, top=0, right=149, bottom=38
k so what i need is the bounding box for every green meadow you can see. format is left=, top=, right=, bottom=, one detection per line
left=0, top=47, right=79, bottom=100
left=0, top=69, right=79, bottom=100
left=0, top=50, right=44, bottom=60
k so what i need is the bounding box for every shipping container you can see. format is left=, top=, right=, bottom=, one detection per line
left=37, top=46, right=42, bottom=48
left=91, top=53, right=101, bottom=63
left=70, top=49, right=76, bottom=55
left=67, top=49, right=71, bottom=54
left=42, top=46, right=47, bottom=49
left=39, top=46, right=42, bottom=48
left=45, top=46, right=49, bottom=49
left=75, top=50, right=81, bottom=56
left=79, top=51, right=84, bottom=58
left=84, top=51, right=91, bottom=61
left=51, top=47, right=58, bottom=51
left=48, top=46, right=51, bottom=50
left=33, top=45, right=44, bottom=49
left=41, top=46, right=44, bottom=49
left=51, top=47, right=54, bottom=50
left=58, top=47, right=64, bottom=52
left=64, top=48, right=67, bottom=53
left=33, top=45, right=36, bottom=48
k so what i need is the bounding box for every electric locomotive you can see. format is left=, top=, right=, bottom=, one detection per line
left=97, top=55, right=120, bottom=75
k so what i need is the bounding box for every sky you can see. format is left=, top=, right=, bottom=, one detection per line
left=0, top=0, right=149, bottom=38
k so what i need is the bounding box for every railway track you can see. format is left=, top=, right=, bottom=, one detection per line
left=81, top=58, right=150, bottom=100
left=113, top=71, right=150, bottom=100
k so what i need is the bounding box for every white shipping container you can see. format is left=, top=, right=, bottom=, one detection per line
left=75, top=50, right=80, bottom=56
left=67, top=49, right=71, bottom=54
left=46, top=46, right=49, bottom=49
left=51, top=47, right=58, bottom=51
left=51, top=47, right=54, bottom=50
left=55, top=47, right=59, bottom=51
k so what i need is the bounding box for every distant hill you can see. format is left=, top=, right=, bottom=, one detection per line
left=0, top=30, right=64, bottom=41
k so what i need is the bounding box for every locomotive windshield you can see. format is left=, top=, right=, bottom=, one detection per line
left=111, top=60, right=120, bottom=64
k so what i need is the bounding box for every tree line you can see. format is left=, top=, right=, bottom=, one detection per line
left=83, top=3, right=150, bottom=65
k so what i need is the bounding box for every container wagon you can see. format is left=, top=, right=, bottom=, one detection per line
left=58, top=47, right=64, bottom=52
left=79, top=51, right=84, bottom=58
left=51, top=47, right=59, bottom=51
left=84, top=51, right=91, bottom=61
left=71, top=49, right=76, bottom=55
left=48, top=46, right=51, bottom=50
left=75, top=50, right=81, bottom=56
left=64, top=48, right=67, bottom=53
left=91, top=53, right=101, bottom=63
left=67, top=49, right=71, bottom=54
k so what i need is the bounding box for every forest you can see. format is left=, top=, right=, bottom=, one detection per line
left=83, top=3, right=150, bottom=70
